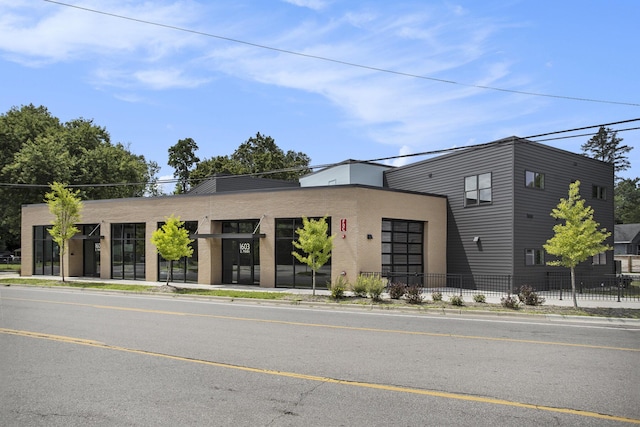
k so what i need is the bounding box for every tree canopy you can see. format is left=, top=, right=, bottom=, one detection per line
left=45, top=182, right=83, bottom=282
left=543, top=181, right=611, bottom=308
left=0, top=104, right=157, bottom=250
left=190, top=132, right=311, bottom=187
left=292, top=216, right=334, bottom=296
left=168, top=137, right=200, bottom=194
left=581, top=126, right=633, bottom=179
left=615, top=178, right=640, bottom=224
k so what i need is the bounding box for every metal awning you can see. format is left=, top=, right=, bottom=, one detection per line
left=70, top=234, right=102, bottom=240
left=190, top=233, right=266, bottom=239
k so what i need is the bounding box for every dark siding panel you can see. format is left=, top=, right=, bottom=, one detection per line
left=513, top=142, right=615, bottom=286
left=386, top=142, right=516, bottom=276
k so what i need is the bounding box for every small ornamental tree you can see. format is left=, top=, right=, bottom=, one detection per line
left=151, top=214, right=194, bottom=285
left=45, top=182, right=83, bottom=282
left=292, top=216, right=335, bottom=296
left=543, top=181, right=611, bottom=308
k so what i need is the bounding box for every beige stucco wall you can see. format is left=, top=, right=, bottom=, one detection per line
left=21, top=185, right=447, bottom=287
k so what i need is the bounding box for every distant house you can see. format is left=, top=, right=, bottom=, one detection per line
left=614, top=224, right=640, bottom=255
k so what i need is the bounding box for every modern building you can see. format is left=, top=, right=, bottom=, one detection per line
left=22, top=181, right=447, bottom=288
left=385, top=136, right=615, bottom=288
left=21, top=136, right=615, bottom=289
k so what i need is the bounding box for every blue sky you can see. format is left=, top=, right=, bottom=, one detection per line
left=1, top=0, right=638, bottom=192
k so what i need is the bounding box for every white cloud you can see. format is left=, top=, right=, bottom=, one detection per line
left=281, top=0, right=329, bottom=11
left=0, top=1, right=206, bottom=88
left=133, top=68, right=211, bottom=90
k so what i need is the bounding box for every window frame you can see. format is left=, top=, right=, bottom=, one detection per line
left=524, top=248, right=544, bottom=266
left=592, top=252, right=607, bottom=265
left=464, top=173, right=492, bottom=207
left=525, top=170, right=545, bottom=189
left=592, top=185, right=606, bottom=200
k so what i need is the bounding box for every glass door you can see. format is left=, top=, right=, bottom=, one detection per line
left=222, top=239, right=259, bottom=284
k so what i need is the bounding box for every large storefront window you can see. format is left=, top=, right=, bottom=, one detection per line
left=157, top=221, right=198, bottom=283
left=381, top=219, right=424, bottom=285
left=32, top=225, right=59, bottom=276
left=275, top=217, right=331, bottom=288
left=111, top=223, right=146, bottom=280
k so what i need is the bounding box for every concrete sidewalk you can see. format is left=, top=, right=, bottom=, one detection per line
left=5, top=273, right=640, bottom=309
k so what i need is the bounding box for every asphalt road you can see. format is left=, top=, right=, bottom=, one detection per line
left=1, top=286, right=639, bottom=426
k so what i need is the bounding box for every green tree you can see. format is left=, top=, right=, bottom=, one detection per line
left=292, top=216, right=335, bottom=296
left=581, top=126, right=633, bottom=180
left=190, top=133, right=311, bottom=187
left=44, top=182, right=83, bottom=282
left=168, top=137, right=200, bottom=194
left=615, top=178, right=640, bottom=224
left=151, top=214, right=194, bottom=285
left=0, top=105, right=156, bottom=249
left=543, top=181, right=612, bottom=308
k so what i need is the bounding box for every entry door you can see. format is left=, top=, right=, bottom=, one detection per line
left=222, top=239, right=257, bottom=284
left=83, top=238, right=101, bottom=277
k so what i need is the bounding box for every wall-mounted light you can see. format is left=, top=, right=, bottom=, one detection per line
left=473, top=236, right=480, bottom=243
left=367, top=234, right=373, bottom=240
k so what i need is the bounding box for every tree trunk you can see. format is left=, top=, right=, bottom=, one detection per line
left=312, top=269, right=316, bottom=296
left=570, top=266, right=578, bottom=309
left=60, top=244, right=66, bottom=282
left=166, top=260, right=172, bottom=286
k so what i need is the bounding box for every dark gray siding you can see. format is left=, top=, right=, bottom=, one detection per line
left=385, top=140, right=516, bottom=276
left=513, top=141, right=615, bottom=286
left=190, top=175, right=299, bottom=195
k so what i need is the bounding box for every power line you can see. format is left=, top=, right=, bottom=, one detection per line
left=43, top=0, right=640, bottom=108
left=522, top=118, right=640, bottom=139
left=3, top=118, right=637, bottom=190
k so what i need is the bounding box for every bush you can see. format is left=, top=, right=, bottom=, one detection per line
left=388, top=282, right=406, bottom=299
left=472, top=294, right=486, bottom=303
left=405, top=285, right=424, bottom=304
left=431, top=291, right=443, bottom=302
left=518, top=285, right=546, bottom=306
left=365, top=275, right=385, bottom=301
left=501, top=295, right=520, bottom=309
left=449, top=295, right=464, bottom=306
left=351, top=275, right=368, bottom=297
left=327, top=275, right=348, bottom=299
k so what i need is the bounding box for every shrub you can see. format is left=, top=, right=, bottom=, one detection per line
left=405, top=285, right=424, bottom=304
left=518, top=285, right=546, bottom=306
left=327, top=275, right=348, bottom=299
left=501, top=295, right=520, bottom=309
left=388, top=282, right=407, bottom=299
left=431, top=291, right=443, bottom=302
left=365, top=275, right=385, bottom=301
left=351, top=275, right=368, bottom=297
left=449, top=295, right=464, bottom=306
left=472, top=294, right=486, bottom=303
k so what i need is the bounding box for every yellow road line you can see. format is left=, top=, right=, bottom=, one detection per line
left=4, top=296, right=639, bottom=352
left=1, top=327, right=639, bottom=425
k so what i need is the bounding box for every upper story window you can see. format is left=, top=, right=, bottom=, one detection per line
left=525, top=170, right=545, bottom=189
left=464, top=173, right=492, bottom=207
left=592, top=185, right=606, bottom=200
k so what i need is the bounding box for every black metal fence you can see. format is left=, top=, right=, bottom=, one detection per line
left=361, top=271, right=640, bottom=301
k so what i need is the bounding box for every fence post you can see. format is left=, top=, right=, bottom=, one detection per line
left=617, top=277, right=622, bottom=303
left=559, top=278, right=563, bottom=301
